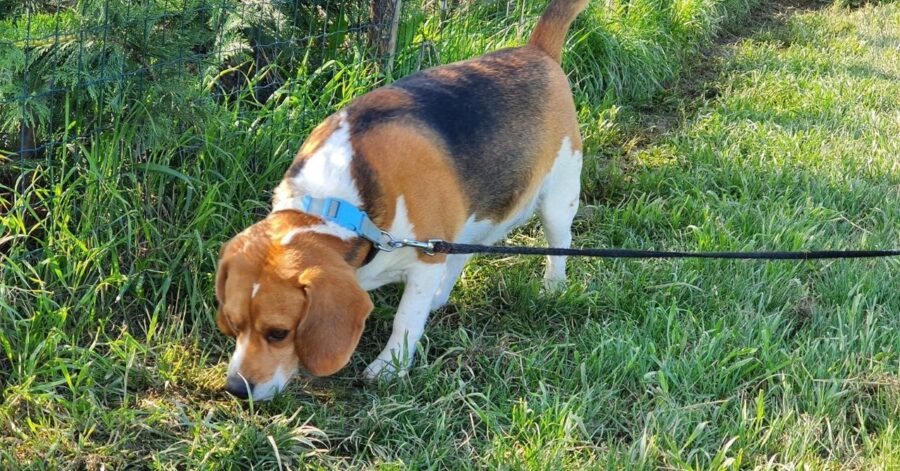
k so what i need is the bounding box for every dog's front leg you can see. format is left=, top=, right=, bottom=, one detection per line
left=363, top=262, right=445, bottom=380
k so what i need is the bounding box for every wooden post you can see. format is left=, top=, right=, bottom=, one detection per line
left=19, top=123, right=35, bottom=158
left=369, top=0, right=402, bottom=76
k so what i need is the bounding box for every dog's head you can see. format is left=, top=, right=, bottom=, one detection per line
left=214, top=213, right=373, bottom=400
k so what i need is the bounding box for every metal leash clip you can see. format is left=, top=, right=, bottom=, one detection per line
left=395, top=239, right=437, bottom=255
left=372, top=231, right=437, bottom=255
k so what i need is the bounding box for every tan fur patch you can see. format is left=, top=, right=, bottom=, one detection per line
left=353, top=123, right=469, bottom=263
left=297, top=115, right=341, bottom=158
left=351, top=87, right=415, bottom=111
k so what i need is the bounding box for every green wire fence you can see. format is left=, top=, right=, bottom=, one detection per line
left=0, top=0, right=544, bottom=159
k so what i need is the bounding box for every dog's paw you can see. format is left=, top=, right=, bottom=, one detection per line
left=362, top=348, right=409, bottom=381
left=542, top=276, right=568, bottom=294
left=362, top=358, right=402, bottom=381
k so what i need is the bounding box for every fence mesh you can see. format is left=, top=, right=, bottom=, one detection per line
left=0, top=0, right=544, bottom=160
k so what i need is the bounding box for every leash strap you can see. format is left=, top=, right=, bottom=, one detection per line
left=271, top=196, right=899, bottom=261
left=429, top=241, right=900, bottom=260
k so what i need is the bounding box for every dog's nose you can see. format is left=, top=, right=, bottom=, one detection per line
left=224, top=375, right=254, bottom=399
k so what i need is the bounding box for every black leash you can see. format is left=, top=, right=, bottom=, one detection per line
left=278, top=197, right=899, bottom=262
left=427, top=240, right=900, bottom=260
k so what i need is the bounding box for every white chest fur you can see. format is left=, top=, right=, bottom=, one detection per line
left=355, top=196, right=419, bottom=291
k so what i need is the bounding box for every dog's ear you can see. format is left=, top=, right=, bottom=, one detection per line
left=295, top=266, right=373, bottom=376
left=215, top=240, right=237, bottom=336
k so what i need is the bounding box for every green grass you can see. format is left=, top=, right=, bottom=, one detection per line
left=2, top=0, right=900, bottom=469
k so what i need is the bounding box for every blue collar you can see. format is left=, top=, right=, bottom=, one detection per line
left=273, top=195, right=385, bottom=247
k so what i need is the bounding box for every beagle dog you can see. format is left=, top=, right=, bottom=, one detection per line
left=216, top=0, right=588, bottom=400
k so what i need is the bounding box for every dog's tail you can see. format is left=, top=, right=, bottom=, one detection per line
left=528, top=0, right=589, bottom=63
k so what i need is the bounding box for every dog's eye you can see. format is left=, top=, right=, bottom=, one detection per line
left=266, top=329, right=289, bottom=342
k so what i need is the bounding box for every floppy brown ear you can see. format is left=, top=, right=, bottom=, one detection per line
left=295, top=266, right=373, bottom=376
left=215, top=241, right=236, bottom=336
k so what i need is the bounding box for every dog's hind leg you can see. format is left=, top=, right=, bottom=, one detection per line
left=537, top=136, right=583, bottom=292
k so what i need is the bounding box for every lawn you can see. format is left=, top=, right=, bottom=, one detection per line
left=2, top=0, right=899, bottom=469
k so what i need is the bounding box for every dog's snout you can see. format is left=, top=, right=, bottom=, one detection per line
left=224, top=376, right=254, bottom=399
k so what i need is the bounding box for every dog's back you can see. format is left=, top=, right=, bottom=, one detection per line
left=345, top=47, right=554, bottom=220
